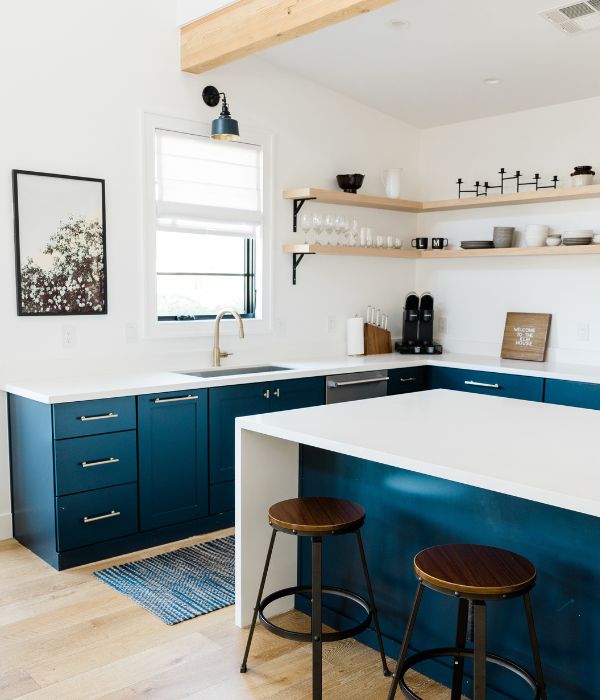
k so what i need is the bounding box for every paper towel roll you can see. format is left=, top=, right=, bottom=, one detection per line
left=346, top=317, right=365, bottom=356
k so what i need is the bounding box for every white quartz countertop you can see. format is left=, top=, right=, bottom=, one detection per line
left=4, top=352, right=600, bottom=404
left=237, top=390, right=600, bottom=518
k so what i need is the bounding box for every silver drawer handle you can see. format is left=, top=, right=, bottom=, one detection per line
left=263, top=389, right=270, bottom=399
left=79, top=412, right=119, bottom=421
left=83, top=510, right=121, bottom=524
left=464, top=380, right=500, bottom=389
left=400, top=377, right=417, bottom=383
left=328, top=377, right=389, bottom=388
left=154, top=395, right=198, bottom=404
left=81, top=457, right=120, bottom=469
left=273, top=388, right=280, bottom=398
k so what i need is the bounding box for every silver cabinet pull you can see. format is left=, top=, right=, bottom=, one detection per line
left=464, top=380, right=501, bottom=389
left=83, top=510, right=121, bottom=524
left=263, top=389, right=270, bottom=399
left=273, top=388, right=280, bottom=398
left=81, top=457, right=120, bottom=469
left=154, top=395, right=198, bottom=404
left=328, top=377, right=389, bottom=388
left=79, top=412, right=118, bottom=422
left=400, top=377, right=417, bottom=383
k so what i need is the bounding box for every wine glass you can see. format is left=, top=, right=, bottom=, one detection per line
left=299, top=212, right=312, bottom=244
left=312, top=213, right=324, bottom=245
left=335, top=215, right=348, bottom=246
left=348, top=217, right=359, bottom=246
left=324, top=213, right=336, bottom=246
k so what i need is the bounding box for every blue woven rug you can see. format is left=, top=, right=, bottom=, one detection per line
left=93, top=535, right=235, bottom=625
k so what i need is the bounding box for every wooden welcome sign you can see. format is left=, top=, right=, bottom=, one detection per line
left=501, top=312, right=552, bottom=362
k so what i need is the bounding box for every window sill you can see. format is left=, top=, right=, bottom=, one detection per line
left=145, top=316, right=272, bottom=339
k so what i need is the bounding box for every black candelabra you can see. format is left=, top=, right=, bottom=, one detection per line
left=457, top=168, right=559, bottom=198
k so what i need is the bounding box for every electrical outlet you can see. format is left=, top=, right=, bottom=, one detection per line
left=327, top=315, right=337, bottom=333
left=577, top=322, right=590, bottom=342
left=125, top=323, right=138, bottom=344
left=62, top=325, right=77, bottom=349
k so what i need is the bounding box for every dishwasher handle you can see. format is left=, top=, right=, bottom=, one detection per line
left=327, top=376, right=389, bottom=388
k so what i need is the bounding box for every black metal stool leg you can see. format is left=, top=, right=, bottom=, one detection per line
left=240, top=529, right=277, bottom=673
left=312, top=536, right=323, bottom=700
left=355, top=530, right=391, bottom=676
left=387, top=582, right=424, bottom=700
left=473, top=600, right=487, bottom=700
left=450, top=598, right=469, bottom=700
left=524, top=592, right=547, bottom=700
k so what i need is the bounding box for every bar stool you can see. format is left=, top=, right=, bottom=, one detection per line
left=240, top=496, right=390, bottom=699
left=387, top=544, right=547, bottom=700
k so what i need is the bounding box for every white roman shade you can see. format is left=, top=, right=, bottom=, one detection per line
left=155, top=129, right=263, bottom=238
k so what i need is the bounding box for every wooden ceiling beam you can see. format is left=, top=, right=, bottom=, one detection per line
left=181, top=0, right=397, bottom=73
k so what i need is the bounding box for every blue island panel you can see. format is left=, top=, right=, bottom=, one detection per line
left=298, top=446, right=599, bottom=700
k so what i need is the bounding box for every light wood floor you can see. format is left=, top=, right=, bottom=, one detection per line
left=0, top=530, right=451, bottom=700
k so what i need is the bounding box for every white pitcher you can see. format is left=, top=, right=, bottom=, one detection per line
left=382, top=168, right=403, bottom=199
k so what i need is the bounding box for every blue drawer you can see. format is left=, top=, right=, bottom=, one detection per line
left=53, top=397, right=136, bottom=439
left=388, top=366, right=427, bottom=395
left=54, top=430, right=138, bottom=496
left=430, top=367, right=544, bottom=401
left=210, top=481, right=234, bottom=515
left=545, top=379, right=600, bottom=410
left=56, top=483, right=138, bottom=551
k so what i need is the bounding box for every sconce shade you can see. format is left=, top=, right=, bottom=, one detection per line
left=203, top=85, right=240, bottom=141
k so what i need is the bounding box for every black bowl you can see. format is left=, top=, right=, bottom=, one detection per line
left=336, top=173, right=365, bottom=193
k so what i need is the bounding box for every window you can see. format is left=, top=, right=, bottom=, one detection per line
left=149, top=120, right=269, bottom=326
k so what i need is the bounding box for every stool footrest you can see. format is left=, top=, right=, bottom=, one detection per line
left=258, top=585, right=373, bottom=643
left=398, top=646, right=541, bottom=700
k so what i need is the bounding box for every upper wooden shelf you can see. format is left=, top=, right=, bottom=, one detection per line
left=283, top=184, right=600, bottom=214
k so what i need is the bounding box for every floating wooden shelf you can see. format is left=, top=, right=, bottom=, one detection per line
left=283, top=243, right=600, bottom=283
left=283, top=184, right=600, bottom=215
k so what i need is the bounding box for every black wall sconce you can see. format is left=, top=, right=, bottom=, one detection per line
left=202, top=85, right=240, bottom=141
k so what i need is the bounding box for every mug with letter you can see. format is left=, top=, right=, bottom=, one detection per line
left=411, top=237, right=429, bottom=250
left=432, top=237, right=449, bottom=250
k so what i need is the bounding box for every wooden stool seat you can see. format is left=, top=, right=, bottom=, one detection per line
left=268, top=496, right=365, bottom=534
left=414, top=543, right=536, bottom=597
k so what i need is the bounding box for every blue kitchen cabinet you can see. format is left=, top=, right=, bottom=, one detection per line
left=208, top=377, right=325, bottom=515
left=138, top=390, right=209, bottom=531
left=429, top=366, right=544, bottom=401
left=544, top=378, right=600, bottom=410
left=387, top=366, right=428, bottom=395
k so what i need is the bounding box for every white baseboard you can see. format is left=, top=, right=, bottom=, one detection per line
left=0, top=512, right=13, bottom=541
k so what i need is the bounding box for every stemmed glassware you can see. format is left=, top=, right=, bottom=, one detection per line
left=299, top=212, right=312, bottom=244
left=324, top=214, right=336, bottom=246
left=312, top=213, right=324, bottom=245
left=335, top=215, right=348, bottom=246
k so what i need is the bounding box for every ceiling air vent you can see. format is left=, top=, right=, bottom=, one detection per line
left=541, top=1, right=600, bottom=33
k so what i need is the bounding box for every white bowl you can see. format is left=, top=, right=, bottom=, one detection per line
left=546, top=237, right=561, bottom=247
left=564, top=229, right=593, bottom=239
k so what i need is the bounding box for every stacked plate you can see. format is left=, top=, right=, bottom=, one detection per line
left=562, top=230, right=593, bottom=246
left=461, top=240, right=494, bottom=250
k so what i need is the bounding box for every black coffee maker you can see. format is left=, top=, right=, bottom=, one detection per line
left=395, top=292, right=443, bottom=354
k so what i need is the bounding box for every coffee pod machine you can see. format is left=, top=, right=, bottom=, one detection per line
left=395, top=292, right=443, bottom=354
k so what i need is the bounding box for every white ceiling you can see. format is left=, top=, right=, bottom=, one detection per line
left=258, top=0, right=600, bottom=128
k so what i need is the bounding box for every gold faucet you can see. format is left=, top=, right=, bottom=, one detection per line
left=212, top=309, right=245, bottom=367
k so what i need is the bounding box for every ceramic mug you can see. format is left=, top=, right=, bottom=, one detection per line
left=432, top=237, right=449, bottom=250
left=411, top=237, right=429, bottom=250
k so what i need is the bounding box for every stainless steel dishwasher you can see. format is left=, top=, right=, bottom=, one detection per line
left=326, top=370, right=389, bottom=404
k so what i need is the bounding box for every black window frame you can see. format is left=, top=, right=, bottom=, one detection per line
left=157, top=238, right=256, bottom=322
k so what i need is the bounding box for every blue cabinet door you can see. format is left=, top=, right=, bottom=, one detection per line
left=430, top=366, right=544, bottom=401
left=387, top=367, right=428, bottom=395
left=269, top=376, right=325, bottom=411
left=208, top=383, right=271, bottom=486
left=138, top=391, right=209, bottom=531
left=545, top=379, right=600, bottom=410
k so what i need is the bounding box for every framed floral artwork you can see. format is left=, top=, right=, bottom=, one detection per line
left=12, top=170, right=107, bottom=316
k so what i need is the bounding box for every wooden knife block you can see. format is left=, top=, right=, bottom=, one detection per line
left=364, top=323, right=392, bottom=355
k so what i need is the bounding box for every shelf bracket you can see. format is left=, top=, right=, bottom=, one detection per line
left=292, top=252, right=314, bottom=285
left=292, top=197, right=316, bottom=232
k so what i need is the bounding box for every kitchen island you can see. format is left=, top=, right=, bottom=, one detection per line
left=235, top=390, right=600, bottom=700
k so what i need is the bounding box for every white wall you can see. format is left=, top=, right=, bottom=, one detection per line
left=417, top=97, right=600, bottom=362
left=0, top=0, right=420, bottom=538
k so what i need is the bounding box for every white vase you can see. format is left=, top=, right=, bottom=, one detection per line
left=382, top=168, right=403, bottom=199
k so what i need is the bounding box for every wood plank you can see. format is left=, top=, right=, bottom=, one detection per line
left=282, top=244, right=420, bottom=258
left=283, top=187, right=423, bottom=212
left=282, top=183, right=600, bottom=214
left=181, top=0, right=398, bottom=73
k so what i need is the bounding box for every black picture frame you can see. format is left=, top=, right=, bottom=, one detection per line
left=13, top=169, right=107, bottom=316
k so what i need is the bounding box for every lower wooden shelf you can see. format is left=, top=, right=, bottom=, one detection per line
left=283, top=243, right=600, bottom=283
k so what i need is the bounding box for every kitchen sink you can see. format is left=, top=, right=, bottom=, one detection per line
left=179, top=365, right=292, bottom=379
